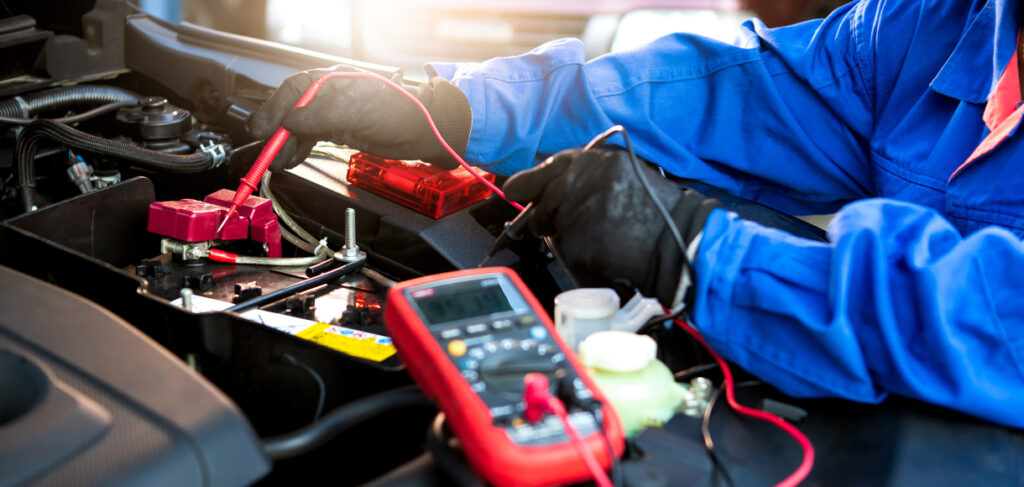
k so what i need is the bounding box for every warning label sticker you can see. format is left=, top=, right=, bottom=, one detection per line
left=171, top=295, right=396, bottom=362
left=295, top=323, right=396, bottom=362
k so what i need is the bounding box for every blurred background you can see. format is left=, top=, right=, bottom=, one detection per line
left=139, top=0, right=845, bottom=79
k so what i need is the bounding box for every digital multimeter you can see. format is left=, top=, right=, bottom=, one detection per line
left=384, top=267, right=625, bottom=487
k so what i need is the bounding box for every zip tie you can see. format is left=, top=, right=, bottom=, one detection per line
left=313, top=237, right=331, bottom=257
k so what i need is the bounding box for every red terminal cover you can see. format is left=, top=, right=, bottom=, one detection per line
left=346, top=152, right=495, bottom=219
left=204, top=190, right=282, bottom=257
left=147, top=199, right=247, bottom=242
left=147, top=190, right=283, bottom=257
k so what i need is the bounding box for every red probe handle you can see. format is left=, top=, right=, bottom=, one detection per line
left=233, top=126, right=290, bottom=205
left=230, top=76, right=332, bottom=211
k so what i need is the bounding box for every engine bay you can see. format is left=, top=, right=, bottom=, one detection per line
left=0, top=3, right=584, bottom=484
left=4, top=2, right=1024, bottom=487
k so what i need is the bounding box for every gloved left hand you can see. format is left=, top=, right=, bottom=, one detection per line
left=502, top=148, right=721, bottom=307
left=247, top=65, right=472, bottom=171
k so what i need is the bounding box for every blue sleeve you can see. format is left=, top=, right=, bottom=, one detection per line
left=692, top=202, right=1024, bottom=428
left=428, top=1, right=888, bottom=215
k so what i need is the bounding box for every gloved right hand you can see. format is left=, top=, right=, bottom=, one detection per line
left=503, top=148, right=721, bottom=308
left=247, top=65, right=473, bottom=171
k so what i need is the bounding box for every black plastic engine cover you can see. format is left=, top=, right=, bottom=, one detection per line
left=0, top=265, right=270, bottom=487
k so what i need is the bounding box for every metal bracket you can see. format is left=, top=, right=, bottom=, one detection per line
left=200, top=141, right=227, bottom=168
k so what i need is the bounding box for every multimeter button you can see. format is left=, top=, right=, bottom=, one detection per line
left=537, top=344, right=552, bottom=356
left=471, top=382, right=487, bottom=393
left=466, top=323, right=490, bottom=335
left=484, top=342, right=498, bottom=353
left=448, top=340, right=468, bottom=357
left=462, top=359, right=479, bottom=370
left=439, top=328, right=462, bottom=340
left=500, top=338, right=516, bottom=350
left=468, top=348, right=485, bottom=360
left=519, top=339, right=535, bottom=351
left=518, top=316, right=537, bottom=327
left=551, top=352, right=566, bottom=364
left=492, top=319, right=514, bottom=330
left=529, top=326, right=548, bottom=340
left=491, top=405, right=517, bottom=426
left=462, top=369, right=480, bottom=381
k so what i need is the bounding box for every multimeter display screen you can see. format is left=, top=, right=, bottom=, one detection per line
left=416, top=284, right=513, bottom=325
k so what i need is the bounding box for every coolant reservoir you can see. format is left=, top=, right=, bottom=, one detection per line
left=579, top=331, right=687, bottom=437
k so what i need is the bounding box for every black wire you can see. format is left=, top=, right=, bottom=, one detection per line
left=636, top=309, right=685, bottom=336
left=702, top=387, right=736, bottom=487
left=284, top=353, right=326, bottom=421
left=0, top=100, right=136, bottom=125
left=589, top=125, right=697, bottom=306
left=616, top=127, right=690, bottom=275
left=426, top=413, right=486, bottom=487
left=701, top=381, right=765, bottom=487
left=588, top=409, right=623, bottom=487
left=232, top=139, right=264, bottom=156
left=581, top=125, right=687, bottom=261
left=262, top=385, right=430, bottom=460
left=674, top=362, right=720, bottom=382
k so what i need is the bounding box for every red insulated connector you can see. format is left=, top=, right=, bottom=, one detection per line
left=523, top=373, right=555, bottom=423
left=208, top=249, right=238, bottom=263
left=522, top=373, right=612, bottom=487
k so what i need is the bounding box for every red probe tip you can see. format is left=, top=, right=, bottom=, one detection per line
left=215, top=205, right=237, bottom=234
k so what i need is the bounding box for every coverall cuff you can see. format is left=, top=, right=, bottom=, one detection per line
left=693, top=208, right=886, bottom=401
left=691, top=209, right=750, bottom=341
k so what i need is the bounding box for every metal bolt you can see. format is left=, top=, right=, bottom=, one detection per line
left=340, top=207, right=366, bottom=263
left=683, top=397, right=702, bottom=417
left=180, top=287, right=194, bottom=311
left=344, top=208, right=357, bottom=254
left=186, top=246, right=206, bottom=261
left=691, top=377, right=713, bottom=400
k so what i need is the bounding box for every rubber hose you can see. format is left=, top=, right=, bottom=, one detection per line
left=17, top=120, right=218, bottom=212
left=261, top=386, right=431, bottom=461
left=0, top=85, right=139, bottom=118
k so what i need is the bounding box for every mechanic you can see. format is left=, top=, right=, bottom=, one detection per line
left=249, top=0, right=1024, bottom=429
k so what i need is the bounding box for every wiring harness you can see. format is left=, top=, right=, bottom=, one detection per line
left=17, top=120, right=224, bottom=212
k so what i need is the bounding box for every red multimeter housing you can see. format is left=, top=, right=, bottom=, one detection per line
left=384, top=267, right=625, bottom=487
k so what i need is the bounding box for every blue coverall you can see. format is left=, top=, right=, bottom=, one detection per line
left=428, top=0, right=1024, bottom=429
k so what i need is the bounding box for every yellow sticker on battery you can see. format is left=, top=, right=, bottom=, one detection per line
left=296, top=323, right=397, bottom=362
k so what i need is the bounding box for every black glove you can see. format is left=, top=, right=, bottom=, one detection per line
left=502, top=148, right=721, bottom=307
left=247, top=65, right=473, bottom=171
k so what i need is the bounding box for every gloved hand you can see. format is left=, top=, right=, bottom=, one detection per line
left=502, top=148, right=721, bottom=308
left=247, top=65, right=473, bottom=171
